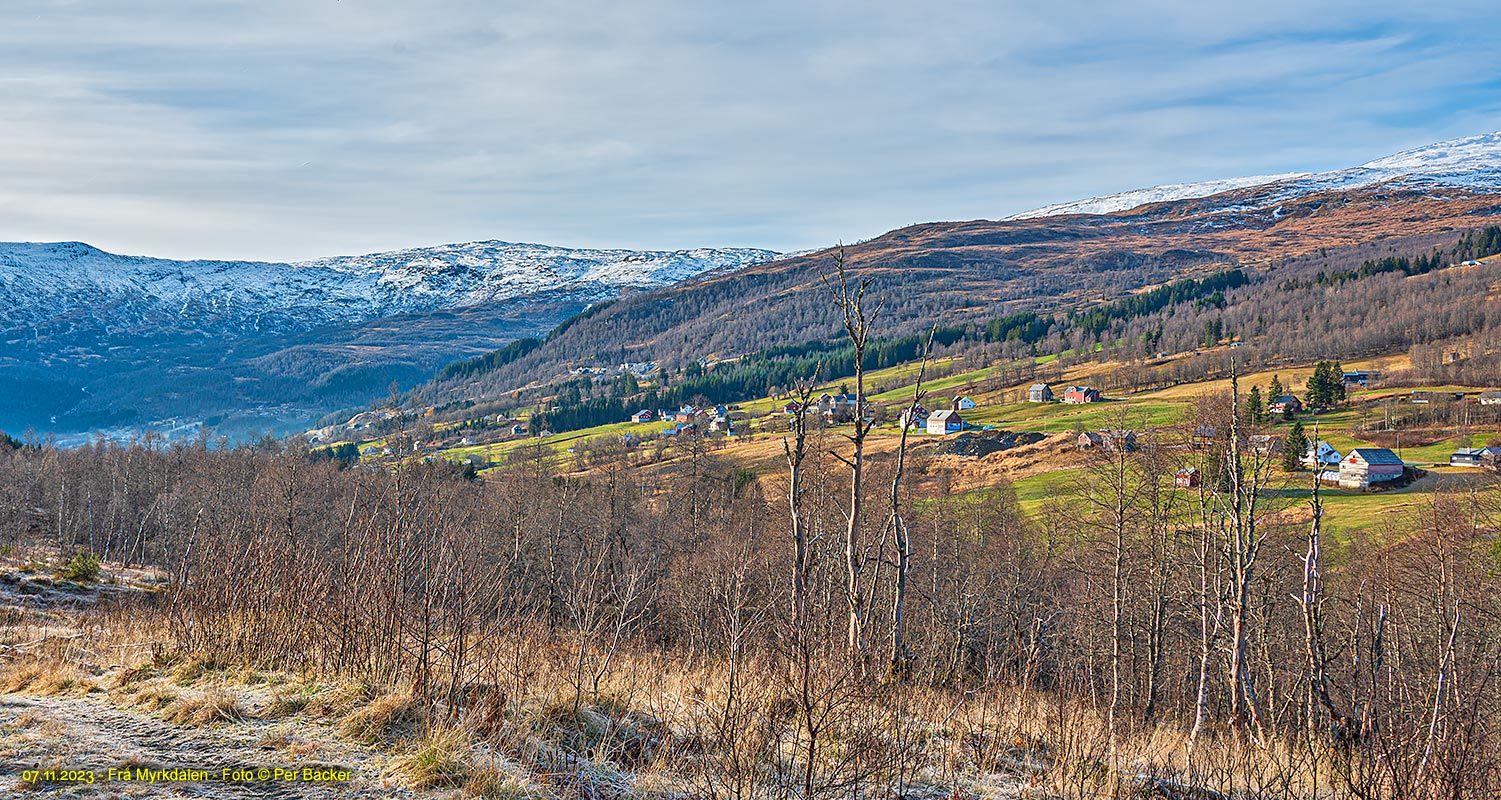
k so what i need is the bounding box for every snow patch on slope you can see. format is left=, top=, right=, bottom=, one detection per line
left=1009, top=173, right=1307, bottom=220
left=0, top=240, right=781, bottom=335
left=1008, top=131, right=1501, bottom=220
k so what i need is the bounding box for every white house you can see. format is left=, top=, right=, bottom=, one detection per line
left=926, top=409, right=964, bottom=435
left=1301, top=441, right=1343, bottom=469
left=954, top=396, right=978, bottom=410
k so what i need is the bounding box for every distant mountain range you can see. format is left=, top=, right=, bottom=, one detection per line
left=9, top=131, right=1501, bottom=442
left=0, top=240, right=780, bottom=439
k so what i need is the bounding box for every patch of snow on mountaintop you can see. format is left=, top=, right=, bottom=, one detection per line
left=0, top=239, right=781, bottom=334
left=1007, top=130, right=1501, bottom=220
left=1007, top=173, right=1306, bottom=220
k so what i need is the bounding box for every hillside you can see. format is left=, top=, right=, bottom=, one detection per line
left=0, top=240, right=779, bottom=439
left=413, top=131, right=1501, bottom=412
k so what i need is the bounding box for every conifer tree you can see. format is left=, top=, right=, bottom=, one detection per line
left=1283, top=419, right=1308, bottom=472
left=1246, top=385, right=1266, bottom=425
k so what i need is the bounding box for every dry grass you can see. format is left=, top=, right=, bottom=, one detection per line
left=391, top=725, right=473, bottom=789
left=160, top=685, right=244, bottom=726
left=0, top=657, right=98, bottom=696
left=303, top=678, right=378, bottom=718
left=342, top=690, right=425, bottom=744
left=121, top=680, right=180, bottom=712
left=464, top=759, right=548, bottom=800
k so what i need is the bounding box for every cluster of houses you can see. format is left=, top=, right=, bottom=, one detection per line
left=782, top=392, right=876, bottom=425
left=891, top=396, right=977, bottom=435
left=1027, top=383, right=1103, bottom=404
left=570, top=361, right=661, bottom=380
left=1077, top=429, right=1136, bottom=450
left=631, top=403, right=743, bottom=436
left=1170, top=444, right=1409, bottom=491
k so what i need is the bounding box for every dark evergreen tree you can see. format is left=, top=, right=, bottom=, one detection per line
left=1246, top=385, right=1266, bottom=425
left=1283, top=419, right=1307, bottom=472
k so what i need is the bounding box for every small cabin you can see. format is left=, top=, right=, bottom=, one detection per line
left=1191, top=426, right=1217, bottom=448
left=1411, top=391, right=1436, bottom=405
left=1268, top=395, right=1303, bottom=415
left=1450, top=448, right=1491, bottom=467
left=927, top=409, right=964, bottom=435
left=1175, top=467, right=1201, bottom=488
left=955, top=396, right=978, bottom=410
left=1301, top=441, right=1343, bottom=469
left=1078, top=429, right=1136, bottom=451
left=1063, top=386, right=1100, bottom=404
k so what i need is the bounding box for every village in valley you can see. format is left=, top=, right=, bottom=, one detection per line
left=309, top=347, right=1501, bottom=535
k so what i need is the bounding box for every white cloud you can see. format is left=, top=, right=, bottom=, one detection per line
left=1, top=0, right=1499, bottom=261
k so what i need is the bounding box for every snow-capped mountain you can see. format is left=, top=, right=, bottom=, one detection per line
left=0, top=240, right=780, bottom=337
left=1008, top=130, right=1501, bottom=219
left=0, top=238, right=780, bottom=439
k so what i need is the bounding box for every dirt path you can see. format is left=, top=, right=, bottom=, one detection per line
left=1, top=693, right=410, bottom=799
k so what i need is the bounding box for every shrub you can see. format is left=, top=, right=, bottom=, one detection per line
left=55, top=550, right=101, bottom=583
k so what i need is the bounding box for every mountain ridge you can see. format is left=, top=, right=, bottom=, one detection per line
left=411, top=131, right=1501, bottom=416
left=0, top=239, right=782, bottom=438
left=1007, top=130, right=1501, bottom=219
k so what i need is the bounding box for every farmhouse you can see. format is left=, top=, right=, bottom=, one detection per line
left=1411, top=391, right=1436, bottom=405
left=631, top=410, right=654, bottom=424
left=1028, top=384, right=1054, bottom=403
left=1175, top=467, right=1201, bottom=488
left=1191, top=426, right=1217, bottom=448
left=927, top=409, right=964, bottom=435
left=1268, top=395, right=1303, bottom=415
left=1339, top=448, right=1405, bottom=489
left=1450, top=447, right=1497, bottom=467
left=782, top=401, right=802, bottom=415
left=955, top=396, right=978, bottom=410
left=1342, top=370, right=1380, bottom=387
left=1480, top=390, right=1501, bottom=406
left=1301, top=441, right=1343, bottom=469
left=1063, top=386, right=1100, bottom=404
left=1078, top=429, right=1136, bottom=451
left=1102, top=429, right=1138, bottom=451
left=898, top=404, right=930, bottom=429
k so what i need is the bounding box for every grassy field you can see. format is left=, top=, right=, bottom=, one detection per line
left=376, top=345, right=1498, bottom=530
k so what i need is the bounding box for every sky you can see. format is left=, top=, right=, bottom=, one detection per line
left=2, top=0, right=1500, bottom=263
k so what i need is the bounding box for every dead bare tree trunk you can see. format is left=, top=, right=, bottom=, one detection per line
left=783, top=378, right=818, bottom=639
left=824, top=246, right=883, bottom=667
left=886, top=326, right=935, bottom=679
left=1224, top=369, right=1268, bottom=739
left=1300, top=433, right=1355, bottom=748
